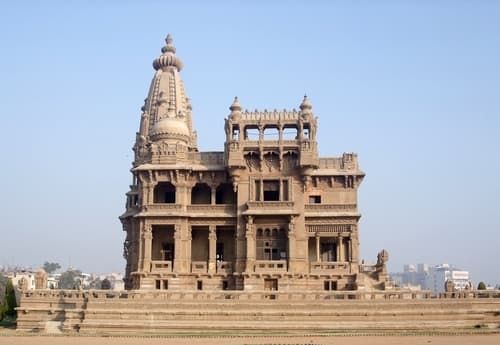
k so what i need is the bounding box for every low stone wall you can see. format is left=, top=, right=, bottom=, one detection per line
left=16, top=290, right=500, bottom=333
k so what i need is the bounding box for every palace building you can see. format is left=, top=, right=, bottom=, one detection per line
left=120, top=35, right=388, bottom=292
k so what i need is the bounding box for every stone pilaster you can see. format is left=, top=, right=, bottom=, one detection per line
left=287, top=215, right=297, bottom=272
left=245, top=216, right=255, bottom=273
left=208, top=225, right=217, bottom=274
left=173, top=224, right=182, bottom=273
left=142, top=225, right=153, bottom=272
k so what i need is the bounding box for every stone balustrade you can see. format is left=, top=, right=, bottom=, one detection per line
left=141, top=204, right=182, bottom=212
left=151, top=260, right=172, bottom=273
left=186, top=205, right=235, bottom=215
left=191, top=261, right=208, bottom=273
left=310, top=261, right=349, bottom=274
left=19, top=289, right=500, bottom=302
left=253, top=260, right=287, bottom=273
left=216, top=261, right=233, bottom=274
left=304, top=204, right=357, bottom=212
left=246, top=201, right=294, bottom=213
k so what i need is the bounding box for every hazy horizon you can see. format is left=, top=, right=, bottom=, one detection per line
left=1, top=1, right=499, bottom=286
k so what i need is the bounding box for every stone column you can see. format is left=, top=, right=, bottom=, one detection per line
left=245, top=216, right=255, bottom=273
left=211, top=186, right=216, bottom=205
left=338, top=235, right=344, bottom=262
left=208, top=225, right=217, bottom=274
left=278, top=125, right=283, bottom=142
left=315, top=233, right=321, bottom=262
left=259, top=178, right=264, bottom=201
left=186, top=225, right=192, bottom=273
left=173, top=224, right=182, bottom=273
left=348, top=238, right=353, bottom=261
left=145, top=182, right=154, bottom=205
left=142, top=225, right=153, bottom=272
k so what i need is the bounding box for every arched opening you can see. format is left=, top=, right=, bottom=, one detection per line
left=232, top=125, right=240, bottom=140
left=303, top=123, right=311, bottom=139
left=263, top=126, right=279, bottom=140
left=153, top=182, right=176, bottom=203
left=216, top=183, right=235, bottom=204
left=191, top=183, right=211, bottom=204
left=282, top=125, right=298, bottom=140
left=244, top=126, right=259, bottom=141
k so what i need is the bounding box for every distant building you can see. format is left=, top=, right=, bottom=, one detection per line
left=391, top=263, right=471, bottom=292
left=424, top=264, right=471, bottom=292
left=6, top=271, right=35, bottom=290
left=48, top=274, right=60, bottom=289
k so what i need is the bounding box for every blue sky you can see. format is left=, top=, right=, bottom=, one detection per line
left=1, top=1, right=499, bottom=285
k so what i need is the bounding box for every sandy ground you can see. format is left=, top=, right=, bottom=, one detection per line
left=1, top=334, right=500, bottom=345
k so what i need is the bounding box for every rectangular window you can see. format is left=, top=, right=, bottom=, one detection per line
left=197, top=280, right=203, bottom=290
left=222, top=281, right=228, bottom=290
left=309, top=195, right=321, bottom=204
left=263, top=180, right=280, bottom=201
left=162, top=280, right=168, bottom=290
left=324, top=280, right=338, bottom=291
left=155, top=280, right=161, bottom=290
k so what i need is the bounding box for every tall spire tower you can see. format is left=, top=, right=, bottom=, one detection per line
left=134, top=34, right=197, bottom=166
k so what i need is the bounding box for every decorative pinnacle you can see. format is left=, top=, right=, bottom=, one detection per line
left=154, top=33, right=183, bottom=71
left=161, top=33, right=176, bottom=54
left=299, top=94, right=312, bottom=111
left=229, top=96, right=242, bottom=112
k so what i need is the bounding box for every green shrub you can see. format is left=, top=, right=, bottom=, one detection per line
left=5, top=279, right=17, bottom=317
left=477, top=281, right=486, bottom=290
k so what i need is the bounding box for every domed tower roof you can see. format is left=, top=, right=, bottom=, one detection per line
left=136, top=34, right=198, bottom=151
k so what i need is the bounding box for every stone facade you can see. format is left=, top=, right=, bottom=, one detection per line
left=120, top=35, right=385, bottom=292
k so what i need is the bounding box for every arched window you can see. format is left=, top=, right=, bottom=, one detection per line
left=191, top=183, right=211, bottom=204
left=153, top=182, right=176, bottom=203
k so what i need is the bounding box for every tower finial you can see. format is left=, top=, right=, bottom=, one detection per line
left=166, top=33, right=173, bottom=45
left=153, top=33, right=184, bottom=71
